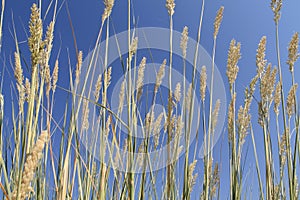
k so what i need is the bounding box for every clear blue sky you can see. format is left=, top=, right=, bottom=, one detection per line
left=1, top=0, right=300, bottom=199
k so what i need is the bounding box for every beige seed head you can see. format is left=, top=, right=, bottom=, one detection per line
left=185, top=83, right=193, bottom=111
left=45, top=64, right=51, bottom=96
left=226, top=39, right=241, bottom=87
left=260, top=64, right=277, bottom=102
left=188, top=160, right=198, bottom=192
left=155, top=59, right=166, bottom=94
left=25, top=78, right=31, bottom=102
left=52, top=60, right=59, bottom=92
left=104, top=67, right=112, bottom=89
left=287, top=32, right=300, bottom=72
left=180, top=26, right=188, bottom=59
left=28, top=3, right=43, bottom=68
left=136, top=57, right=146, bottom=100
left=82, top=98, right=89, bottom=130
left=153, top=112, right=164, bottom=148
left=214, top=6, right=224, bottom=39
left=271, top=0, right=282, bottom=24
left=166, top=0, right=175, bottom=16
left=76, top=51, right=83, bottom=84
left=94, top=74, right=102, bottom=102
left=256, top=36, right=267, bottom=76
left=118, top=79, right=126, bottom=114
left=14, top=52, right=23, bottom=86
left=102, top=0, right=115, bottom=22
left=274, top=82, right=281, bottom=115
left=200, top=66, right=207, bottom=101
left=129, top=37, right=138, bottom=61
left=12, top=131, right=48, bottom=200
left=286, top=83, right=298, bottom=117
left=174, top=82, right=181, bottom=103
left=212, top=99, right=221, bottom=132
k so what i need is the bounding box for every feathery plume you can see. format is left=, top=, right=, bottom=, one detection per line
left=14, top=52, right=23, bottom=86
left=174, top=82, right=181, bottom=103
left=256, top=36, right=267, bottom=76
left=118, top=79, right=126, bottom=114
left=94, top=74, right=102, bottom=102
left=82, top=98, right=89, bottom=130
left=155, top=59, right=166, bottom=94
left=200, top=66, right=207, bottom=101
left=12, top=131, right=48, bottom=200
left=102, top=0, right=115, bottom=22
left=274, top=82, right=281, bottom=115
left=270, top=0, right=282, bottom=24
left=185, top=83, right=193, bottom=111
left=104, top=67, right=112, bottom=89
left=153, top=112, right=164, bottom=148
left=129, top=37, right=138, bottom=61
left=28, top=3, right=43, bottom=68
left=213, top=6, right=224, bottom=38
left=52, top=60, right=59, bottom=92
left=75, top=51, right=83, bottom=84
left=25, top=78, right=31, bottom=102
left=286, top=84, right=298, bottom=117
left=226, top=39, right=241, bottom=87
left=166, top=0, right=175, bottom=16
left=287, top=32, right=300, bottom=72
left=212, top=99, right=221, bottom=132
left=260, top=64, right=277, bottom=102
left=136, top=57, right=146, bottom=100
left=180, top=26, right=188, bottom=59
left=188, top=160, right=198, bottom=192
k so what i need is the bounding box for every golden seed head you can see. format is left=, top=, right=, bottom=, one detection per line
left=129, top=37, right=138, bottom=61
left=200, top=66, right=207, bottom=101
left=45, top=64, right=51, bottom=96
left=286, top=83, right=298, bottom=117
left=270, top=0, right=282, bottom=24
left=82, top=98, right=89, bottom=130
left=25, top=78, right=31, bottom=102
left=155, top=59, right=166, bottom=94
left=260, top=64, right=277, bottom=102
left=52, top=60, right=59, bottom=92
left=118, top=79, right=126, bottom=114
left=104, top=66, right=112, bottom=89
left=237, top=104, right=251, bottom=144
left=287, top=32, right=300, bottom=72
left=153, top=112, right=164, bottom=148
left=136, top=57, right=147, bottom=100
left=256, top=36, right=267, bottom=76
left=274, top=82, right=281, bottom=114
left=94, top=74, right=102, bottom=102
left=174, top=82, right=181, bottom=103
left=212, top=99, right=221, bottom=132
left=14, top=52, right=23, bottom=86
left=102, top=0, right=115, bottom=22
left=28, top=3, right=43, bottom=68
left=188, top=160, right=198, bottom=192
left=166, top=0, right=175, bottom=16
left=180, top=26, right=189, bottom=59
left=76, top=51, right=83, bottom=84
left=185, top=83, right=193, bottom=111
left=44, top=21, right=54, bottom=56
left=226, top=39, right=241, bottom=87
left=214, top=6, right=224, bottom=38
left=12, top=130, right=48, bottom=200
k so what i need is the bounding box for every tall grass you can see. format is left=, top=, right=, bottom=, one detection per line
left=0, top=0, right=299, bottom=199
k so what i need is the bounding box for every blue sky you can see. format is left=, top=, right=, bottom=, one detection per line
left=1, top=0, right=300, bottom=199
